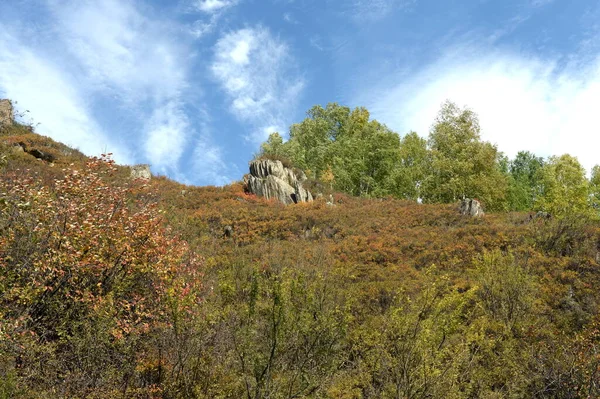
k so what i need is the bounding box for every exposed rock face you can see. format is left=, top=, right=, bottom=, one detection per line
left=245, top=159, right=313, bottom=205
left=131, top=164, right=151, bottom=180
left=460, top=198, right=484, bottom=217
left=0, top=99, right=14, bottom=126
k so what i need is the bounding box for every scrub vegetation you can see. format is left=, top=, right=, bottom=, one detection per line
left=1, top=102, right=600, bottom=398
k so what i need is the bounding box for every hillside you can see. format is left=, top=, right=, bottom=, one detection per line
left=1, top=121, right=600, bottom=398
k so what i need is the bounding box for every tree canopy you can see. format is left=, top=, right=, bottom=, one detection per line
left=535, top=154, right=590, bottom=218
left=260, top=101, right=512, bottom=211
left=260, top=103, right=405, bottom=197
left=258, top=100, right=600, bottom=217
left=421, top=101, right=507, bottom=210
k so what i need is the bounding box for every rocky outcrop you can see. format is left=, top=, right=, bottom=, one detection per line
left=245, top=159, right=313, bottom=205
left=28, top=148, right=55, bottom=162
left=7, top=141, right=55, bottom=162
left=0, top=99, right=14, bottom=126
left=131, top=164, right=151, bottom=180
left=460, top=198, right=484, bottom=217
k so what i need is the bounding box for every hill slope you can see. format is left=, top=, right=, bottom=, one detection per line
left=1, top=123, right=600, bottom=398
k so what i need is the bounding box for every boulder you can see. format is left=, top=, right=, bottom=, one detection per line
left=460, top=198, right=484, bottom=217
left=28, top=148, right=55, bottom=162
left=131, top=164, right=151, bottom=180
left=0, top=99, right=13, bottom=126
left=326, top=194, right=335, bottom=206
left=245, top=159, right=313, bottom=205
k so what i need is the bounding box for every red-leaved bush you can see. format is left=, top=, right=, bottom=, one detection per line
left=0, top=156, right=202, bottom=397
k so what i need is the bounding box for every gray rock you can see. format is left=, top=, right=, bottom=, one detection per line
left=326, top=194, right=335, bottom=206
left=0, top=99, right=14, bottom=126
left=131, top=164, right=151, bottom=180
left=245, top=159, right=313, bottom=205
left=460, top=198, right=484, bottom=217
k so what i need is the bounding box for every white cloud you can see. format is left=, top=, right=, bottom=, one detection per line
left=0, top=0, right=231, bottom=184
left=363, top=48, right=600, bottom=172
left=0, top=30, right=131, bottom=163
left=144, top=102, right=189, bottom=172
left=211, top=27, right=304, bottom=143
left=195, top=0, right=238, bottom=14
left=51, top=0, right=187, bottom=102
left=188, top=0, right=241, bottom=39
left=190, top=14, right=220, bottom=38
left=46, top=0, right=209, bottom=173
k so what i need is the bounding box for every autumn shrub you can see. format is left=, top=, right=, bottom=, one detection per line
left=303, top=177, right=334, bottom=198
left=4, top=125, right=600, bottom=398
left=0, top=156, right=202, bottom=397
left=531, top=215, right=596, bottom=258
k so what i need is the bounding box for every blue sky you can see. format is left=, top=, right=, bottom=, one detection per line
left=0, top=0, right=598, bottom=185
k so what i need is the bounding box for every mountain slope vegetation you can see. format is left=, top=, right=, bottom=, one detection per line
left=1, top=108, right=600, bottom=398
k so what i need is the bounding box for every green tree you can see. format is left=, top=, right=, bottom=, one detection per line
left=390, top=131, right=429, bottom=201
left=287, top=103, right=352, bottom=178
left=589, top=165, right=600, bottom=212
left=259, top=132, right=287, bottom=158
left=507, top=151, right=545, bottom=211
left=535, top=154, right=590, bottom=218
left=422, top=101, right=507, bottom=210
left=330, top=109, right=401, bottom=197
left=260, top=103, right=404, bottom=198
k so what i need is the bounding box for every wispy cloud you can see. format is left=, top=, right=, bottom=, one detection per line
left=361, top=47, right=600, bottom=172
left=188, top=0, right=241, bottom=38
left=144, top=102, right=189, bottom=172
left=283, top=12, right=298, bottom=24
left=47, top=0, right=195, bottom=173
left=51, top=0, right=188, bottom=102
left=0, top=0, right=232, bottom=184
left=189, top=14, right=221, bottom=38
left=211, top=26, right=304, bottom=143
left=194, top=0, right=239, bottom=14
left=0, top=28, right=131, bottom=162
left=346, top=0, right=415, bottom=22
left=530, top=0, right=554, bottom=7
left=192, top=138, right=233, bottom=185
